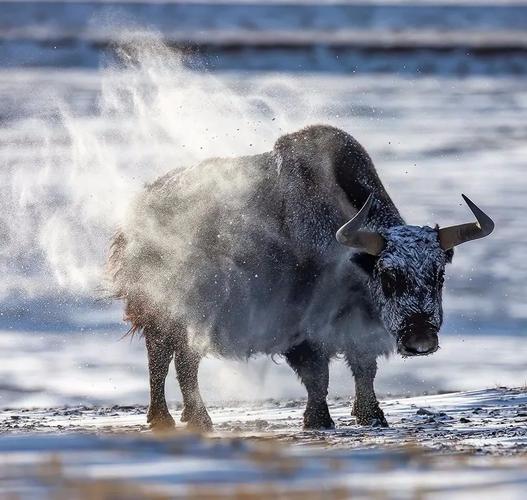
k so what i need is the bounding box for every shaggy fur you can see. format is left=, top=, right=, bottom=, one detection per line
left=108, top=124, right=451, bottom=430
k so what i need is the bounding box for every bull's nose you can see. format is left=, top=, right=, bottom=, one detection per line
left=399, top=332, right=439, bottom=356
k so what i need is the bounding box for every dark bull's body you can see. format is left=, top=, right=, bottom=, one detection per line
left=109, top=125, right=493, bottom=431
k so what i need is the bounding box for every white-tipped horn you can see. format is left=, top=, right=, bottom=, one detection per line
left=438, top=194, right=495, bottom=250
left=336, top=194, right=384, bottom=255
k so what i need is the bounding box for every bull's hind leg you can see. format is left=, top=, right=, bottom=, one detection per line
left=346, top=354, right=388, bottom=427
left=145, top=327, right=176, bottom=430
left=285, top=341, right=335, bottom=430
left=174, top=338, right=213, bottom=433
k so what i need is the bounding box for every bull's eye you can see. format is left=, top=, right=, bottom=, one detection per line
left=380, top=271, right=398, bottom=297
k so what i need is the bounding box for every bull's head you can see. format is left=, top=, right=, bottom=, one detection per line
left=336, top=194, right=494, bottom=357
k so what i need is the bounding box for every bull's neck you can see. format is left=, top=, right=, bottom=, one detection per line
left=332, top=154, right=405, bottom=231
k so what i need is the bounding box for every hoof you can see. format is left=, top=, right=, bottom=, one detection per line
left=303, top=404, right=335, bottom=430
left=181, top=406, right=213, bottom=433
left=353, top=402, right=389, bottom=428
left=147, top=409, right=176, bottom=431
left=180, top=406, right=190, bottom=423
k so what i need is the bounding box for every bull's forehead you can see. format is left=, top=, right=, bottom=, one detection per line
left=379, top=225, right=444, bottom=268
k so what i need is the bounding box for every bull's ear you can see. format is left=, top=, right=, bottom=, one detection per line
left=350, top=252, right=377, bottom=275
left=445, top=248, right=454, bottom=264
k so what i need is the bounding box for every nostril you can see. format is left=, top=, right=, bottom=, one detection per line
left=410, top=339, right=436, bottom=353
left=401, top=332, right=438, bottom=355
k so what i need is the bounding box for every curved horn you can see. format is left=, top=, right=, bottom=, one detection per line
left=336, top=194, right=384, bottom=255
left=438, top=194, right=495, bottom=250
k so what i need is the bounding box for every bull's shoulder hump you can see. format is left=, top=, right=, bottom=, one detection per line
left=273, top=125, right=366, bottom=157
left=272, top=124, right=375, bottom=179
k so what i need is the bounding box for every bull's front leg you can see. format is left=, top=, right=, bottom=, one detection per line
left=346, top=353, right=388, bottom=427
left=285, top=340, right=335, bottom=430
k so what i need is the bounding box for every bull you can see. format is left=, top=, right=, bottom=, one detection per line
left=109, top=125, right=494, bottom=431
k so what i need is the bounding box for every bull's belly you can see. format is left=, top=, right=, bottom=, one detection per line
left=203, top=326, right=394, bottom=360
left=185, top=300, right=395, bottom=360
left=178, top=259, right=395, bottom=359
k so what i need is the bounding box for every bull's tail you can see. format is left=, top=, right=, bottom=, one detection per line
left=108, top=230, right=148, bottom=337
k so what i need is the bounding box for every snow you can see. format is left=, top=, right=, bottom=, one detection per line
left=1, top=388, right=526, bottom=498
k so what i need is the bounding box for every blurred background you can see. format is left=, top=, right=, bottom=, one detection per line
left=0, top=0, right=526, bottom=408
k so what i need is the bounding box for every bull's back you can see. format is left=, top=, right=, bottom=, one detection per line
left=109, top=125, right=390, bottom=356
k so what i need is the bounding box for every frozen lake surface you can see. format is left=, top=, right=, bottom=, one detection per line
left=0, top=67, right=526, bottom=404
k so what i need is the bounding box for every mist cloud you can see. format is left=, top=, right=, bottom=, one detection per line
left=2, top=34, right=315, bottom=302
